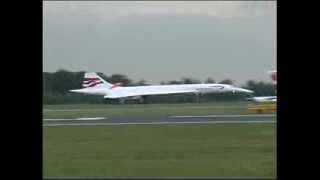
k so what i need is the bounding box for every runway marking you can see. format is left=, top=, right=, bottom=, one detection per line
left=43, top=120, right=276, bottom=127
left=169, top=114, right=276, bottom=118
left=44, top=117, right=107, bottom=121
left=44, top=109, right=82, bottom=112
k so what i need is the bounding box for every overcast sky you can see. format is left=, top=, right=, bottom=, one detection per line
left=43, top=1, right=276, bottom=85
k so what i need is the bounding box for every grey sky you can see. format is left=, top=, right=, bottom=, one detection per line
left=43, top=1, right=276, bottom=85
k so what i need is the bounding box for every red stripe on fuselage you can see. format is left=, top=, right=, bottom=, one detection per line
left=84, top=78, right=99, bottom=81
left=87, top=81, right=103, bottom=87
left=111, top=83, right=123, bottom=89
left=83, top=80, right=102, bottom=84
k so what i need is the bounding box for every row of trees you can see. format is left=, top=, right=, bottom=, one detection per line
left=43, top=69, right=276, bottom=104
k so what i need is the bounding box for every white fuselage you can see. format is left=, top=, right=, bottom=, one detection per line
left=70, top=83, right=253, bottom=99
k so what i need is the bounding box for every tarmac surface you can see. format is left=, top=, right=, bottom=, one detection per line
left=43, top=114, right=276, bottom=127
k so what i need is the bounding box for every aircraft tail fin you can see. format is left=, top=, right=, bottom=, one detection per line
left=83, top=72, right=113, bottom=88
left=268, top=70, right=277, bottom=85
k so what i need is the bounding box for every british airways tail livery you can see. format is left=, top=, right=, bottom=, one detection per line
left=81, top=72, right=113, bottom=88
left=70, top=72, right=253, bottom=103
left=268, top=70, right=277, bottom=85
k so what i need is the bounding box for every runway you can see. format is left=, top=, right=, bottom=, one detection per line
left=43, top=114, right=276, bottom=127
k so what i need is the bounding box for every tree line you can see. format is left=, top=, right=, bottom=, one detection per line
left=43, top=69, right=276, bottom=104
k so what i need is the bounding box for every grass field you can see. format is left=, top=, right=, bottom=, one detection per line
left=43, top=102, right=252, bottom=119
left=43, top=102, right=276, bottom=178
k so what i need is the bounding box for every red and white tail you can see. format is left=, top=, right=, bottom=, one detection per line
left=268, top=70, right=277, bottom=85
left=82, top=72, right=112, bottom=88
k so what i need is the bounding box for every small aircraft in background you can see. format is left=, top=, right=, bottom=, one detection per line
left=70, top=72, right=254, bottom=103
left=247, top=96, right=276, bottom=103
left=247, top=70, right=277, bottom=103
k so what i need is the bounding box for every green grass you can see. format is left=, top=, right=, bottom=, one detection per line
left=43, top=123, right=276, bottom=177
left=43, top=102, right=253, bottom=119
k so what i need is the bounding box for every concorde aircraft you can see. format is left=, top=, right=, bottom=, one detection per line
left=70, top=72, right=253, bottom=103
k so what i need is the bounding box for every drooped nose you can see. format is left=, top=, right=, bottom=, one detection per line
left=233, top=87, right=254, bottom=94
left=69, top=89, right=84, bottom=93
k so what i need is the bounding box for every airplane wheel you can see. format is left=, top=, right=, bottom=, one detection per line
left=139, top=96, right=148, bottom=104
